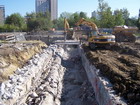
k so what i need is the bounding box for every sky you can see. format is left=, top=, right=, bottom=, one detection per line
left=0, top=0, right=140, bottom=18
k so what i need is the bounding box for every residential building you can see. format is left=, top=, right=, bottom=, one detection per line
left=36, top=0, right=58, bottom=20
left=0, top=5, right=5, bottom=25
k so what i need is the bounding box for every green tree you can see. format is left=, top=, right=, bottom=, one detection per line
left=79, top=12, right=87, bottom=19
left=5, top=13, right=25, bottom=28
left=125, top=17, right=137, bottom=26
left=97, top=0, right=115, bottom=28
left=121, top=8, right=130, bottom=20
left=56, top=17, right=64, bottom=30
left=60, top=12, right=73, bottom=19
left=114, top=9, right=125, bottom=26
left=26, top=12, right=53, bottom=31
left=98, top=0, right=109, bottom=13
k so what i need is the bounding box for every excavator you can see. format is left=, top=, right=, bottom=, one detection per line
left=64, top=18, right=73, bottom=40
left=76, top=18, right=115, bottom=49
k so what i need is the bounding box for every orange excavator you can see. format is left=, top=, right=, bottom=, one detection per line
left=76, top=18, right=115, bottom=49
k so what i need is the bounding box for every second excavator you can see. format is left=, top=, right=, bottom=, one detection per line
left=76, top=18, right=115, bottom=49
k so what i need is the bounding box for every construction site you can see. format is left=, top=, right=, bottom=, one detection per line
left=0, top=18, right=140, bottom=105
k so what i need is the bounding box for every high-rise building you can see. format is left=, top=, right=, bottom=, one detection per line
left=91, top=11, right=100, bottom=19
left=36, top=0, right=58, bottom=20
left=139, top=9, right=140, bottom=18
left=0, top=5, right=5, bottom=25
left=91, top=11, right=97, bottom=18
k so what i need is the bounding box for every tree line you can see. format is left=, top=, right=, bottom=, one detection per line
left=0, top=0, right=140, bottom=32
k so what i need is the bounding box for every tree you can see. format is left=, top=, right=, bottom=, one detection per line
left=60, top=12, right=73, bottom=19
left=98, top=0, right=109, bottom=13
left=97, top=0, right=115, bottom=28
left=5, top=13, right=25, bottom=28
left=26, top=12, right=53, bottom=31
left=125, top=17, right=137, bottom=26
left=114, top=9, right=125, bottom=26
left=121, top=8, right=130, bottom=20
left=79, top=12, right=87, bottom=19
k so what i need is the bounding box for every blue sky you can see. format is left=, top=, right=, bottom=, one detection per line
left=0, top=0, right=140, bottom=18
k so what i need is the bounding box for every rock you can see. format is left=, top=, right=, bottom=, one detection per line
left=35, top=97, right=41, bottom=104
left=55, top=98, right=61, bottom=105
left=32, top=59, right=39, bottom=65
left=5, top=83, right=12, bottom=88
left=30, top=92, right=38, bottom=98
left=39, top=86, right=44, bottom=91
left=0, top=83, right=5, bottom=95
left=17, top=77, right=24, bottom=83
left=41, top=92, right=54, bottom=105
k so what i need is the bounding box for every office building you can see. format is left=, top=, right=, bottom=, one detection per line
left=36, top=0, right=58, bottom=20
left=0, top=5, right=5, bottom=25
left=91, top=11, right=98, bottom=19
left=139, top=9, right=140, bottom=18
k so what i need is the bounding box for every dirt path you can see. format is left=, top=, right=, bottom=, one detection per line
left=83, top=43, right=140, bottom=105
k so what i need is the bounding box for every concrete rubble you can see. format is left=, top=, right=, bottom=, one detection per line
left=0, top=45, right=65, bottom=105
left=0, top=44, right=98, bottom=105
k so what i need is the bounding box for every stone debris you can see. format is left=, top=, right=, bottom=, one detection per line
left=0, top=44, right=98, bottom=105
left=0, top=45, right=60, bottom=105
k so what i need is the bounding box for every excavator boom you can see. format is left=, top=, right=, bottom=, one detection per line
left=64, top=18, right=70, bottom=31
left=76, top=18, right=99, bottom=33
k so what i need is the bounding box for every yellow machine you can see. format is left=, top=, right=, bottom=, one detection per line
left=64, top=18, right=73, bottom=39
left=76, top=18, right=115, bottom=49
left=113, top=26, right=137, bottom=42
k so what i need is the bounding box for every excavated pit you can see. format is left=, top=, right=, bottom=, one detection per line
left=0, top=41, right=139, bottom=105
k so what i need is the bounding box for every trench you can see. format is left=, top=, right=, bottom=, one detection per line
left=60, top=47, right=98, bottom=105
left=24, top=45, right=98, bottom=105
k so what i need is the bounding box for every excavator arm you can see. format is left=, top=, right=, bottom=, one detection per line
left=64, top=18, right=70, bottom=31
left=64, top=18, right=74, bottom=40
left=76, top=18, right=99, bottom=34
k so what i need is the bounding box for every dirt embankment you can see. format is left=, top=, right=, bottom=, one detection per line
left=83, top=42, right=140, bottom=105
left=0, top=41, right=47, bottom=82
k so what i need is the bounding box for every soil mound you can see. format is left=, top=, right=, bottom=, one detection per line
left=83, top=43, right=140, bottom=105
left=0, top=41, right=47, bottom=82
